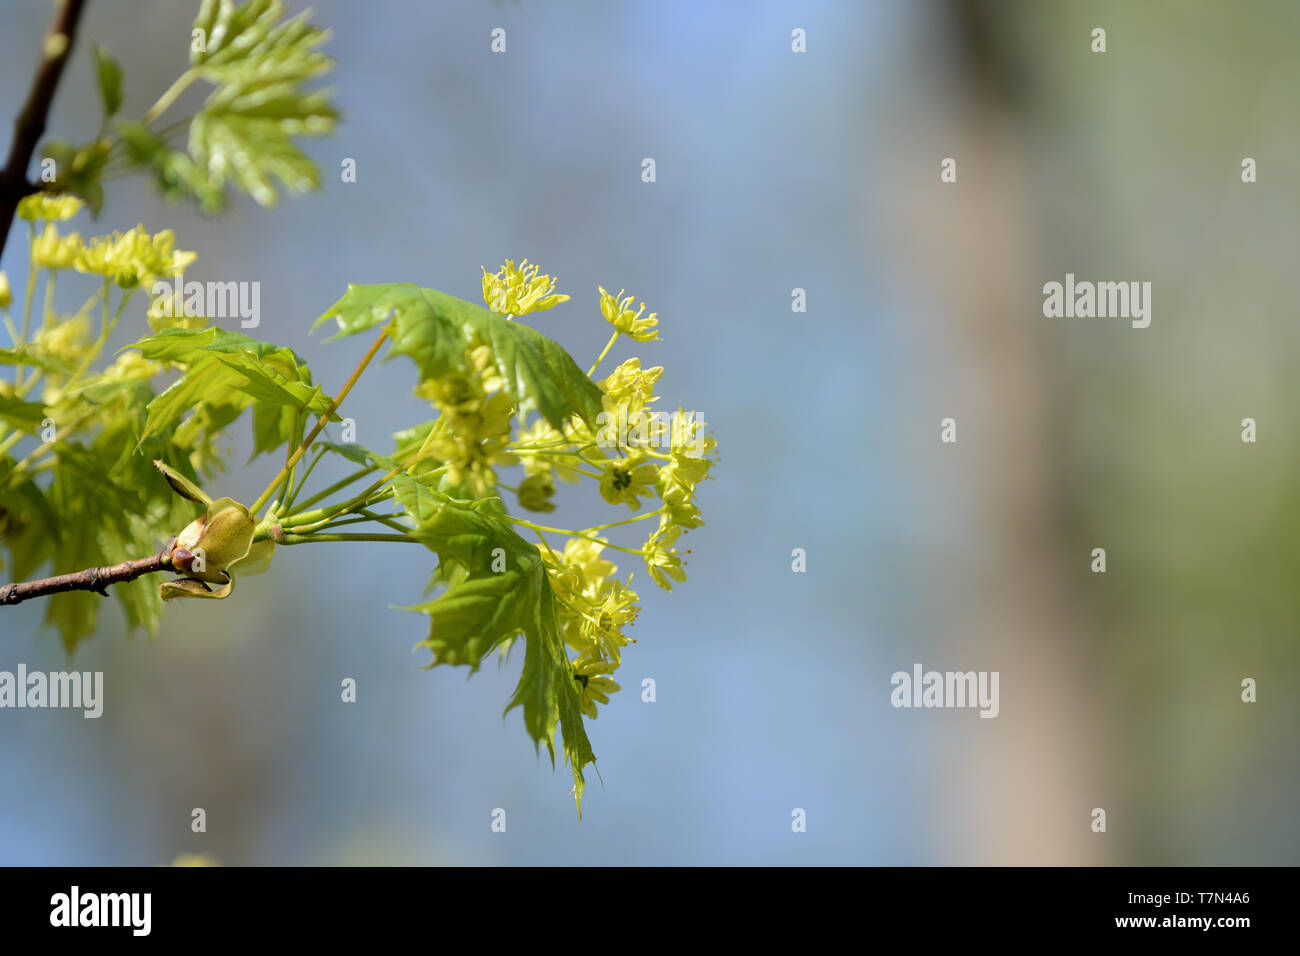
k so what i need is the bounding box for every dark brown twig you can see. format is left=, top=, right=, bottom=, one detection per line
left=0, top=547, right=172, bottom=606
left=0, top=0, right=89, bottom=263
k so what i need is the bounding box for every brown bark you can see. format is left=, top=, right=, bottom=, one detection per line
left=0, top=0, right=90, bottom=262
left=0, top=548, right=172, bottom=606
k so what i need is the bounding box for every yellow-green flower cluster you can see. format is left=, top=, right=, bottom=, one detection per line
left=31, top=224, right=82, bottom=270
left=32, top=315, right=93, bottom=366
left=599, top=286, right=660, bottom=341
left=0, top=271, right=10, bottom=309
left=589, top=353, right=716, bottom=588
left=102, top=349, right=164, bottom=383
left=547, top=536, right=639, bottom=717
left=482, top=259, right=570, bottom=316
left=147, top=288, right=208, bottom=333
left=600, top=357, right=663, bottom=417
left=509, top=417, right=587, bottom=515
left=415, top=343, right=518, bottom=497
left=16, top=193, right=84, bottom=222
left=75, top=225, right=195, bottom=288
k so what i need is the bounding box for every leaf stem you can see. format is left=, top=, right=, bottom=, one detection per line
left=283, top=444, right=325, bottom=513
left=250, top=326, right=389, bottom=515
left=142, top=69, right=197, bottom=125
left=289, top=463, right=376, bottom=513
left=271, top=531, right=419, bottom=546
left=307, top=509, right=411, bottom=534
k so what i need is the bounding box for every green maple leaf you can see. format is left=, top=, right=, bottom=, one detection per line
left=133, top=327, right=335, bottom=451
left=90, top=42, right=124, bottom=118
left=314, top=283, right=604, bottom=431
left=186, top=0, right=337, bottom=209
left=391, top=475, right=597, bottom=813
left=0, top=348, right=71, bottom=375
left=97, top=0, right=337, bottom=214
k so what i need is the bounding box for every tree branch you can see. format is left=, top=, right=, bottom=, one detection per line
left=0, top=0, right=90, bottom=263
left=0, top=546, right=173, bottom=607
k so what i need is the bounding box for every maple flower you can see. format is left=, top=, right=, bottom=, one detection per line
left=561, top=536, right=618, bottom=597
left=658, top=497, right=704, bottom=534
left=33, top=315, right=93, bottom=365
left=147, top=288, right=208, bottom=333
left=512, top=417, right=585, bottom=484
left=481, top=259, right=570, bottom=316
left=599, top=286, right=660, bottom=341
left=571, top=657, right=620, bottom=720
left=598, top=451, right=659, bottom=510
left=517, top=472, right=557, bottom=513
left=579, top=576, right=641, bottom=666
left=102, top=349, right=163, bottom=383
left=644, top=524, right=688, bottom=591
left=658, top=450, right=712, bottom=506
left=418, top=366, right=518, bottom=498
left=16, top=193, right=84, bottom=222
left=599, top=357, right=663, bottom=415
left=75, top=225, right=194, bottom=288
left=31, top=224, right=83, bottom=270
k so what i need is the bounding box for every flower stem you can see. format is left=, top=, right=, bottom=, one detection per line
left=509, top=516, right=646, bottom=554
left=15, top=230, right=36, bottom=386
left=587, top=330, right=619, bottom=377
left=582, top=508, right=665, bottom=532
left=64, top=282, right=131, bottom=391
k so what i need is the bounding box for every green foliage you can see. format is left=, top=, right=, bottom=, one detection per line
left=0, top=393, right=47, bottom=432
left=134, top=327, right=335, bottom=450
left=46, top=0, right=337, bottom=215
left=393, top=477, right=597, bottom=805
left=316, top=283, right=604, bottom=430
left=90, top=42, right=124, bottom=119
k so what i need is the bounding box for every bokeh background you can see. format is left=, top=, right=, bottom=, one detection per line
left=2, top=0, right=1298, bottom=865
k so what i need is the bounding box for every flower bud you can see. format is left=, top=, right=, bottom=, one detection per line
left=172, top=497, right=255, bottom=584
left=153, top=459, right=213, bottom=505
left=517, top=473, right=557, bottom=513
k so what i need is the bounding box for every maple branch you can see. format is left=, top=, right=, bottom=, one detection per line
left=0, top=0, right=89, bottom=263
left=0, top=547, right=173, bottom=607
